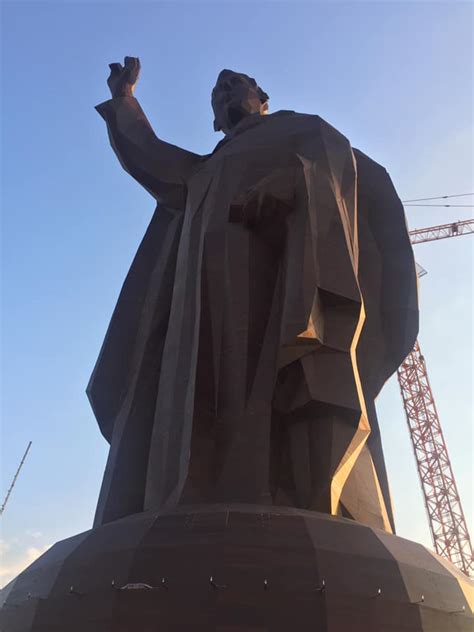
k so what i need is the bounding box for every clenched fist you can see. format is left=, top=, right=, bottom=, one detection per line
left=107, top=56, right=141, bottom=98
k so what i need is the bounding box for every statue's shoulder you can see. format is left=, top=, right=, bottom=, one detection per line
left=268, top=113, right=394, bottom=185
left=271, top=110, right=323, bottom=128
left=273, top=111, right=352, bottom=146
left=352, top=147, right=389, bottom=179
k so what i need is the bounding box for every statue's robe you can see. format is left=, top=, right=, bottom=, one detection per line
left=88, top=97, right=418, bottom=530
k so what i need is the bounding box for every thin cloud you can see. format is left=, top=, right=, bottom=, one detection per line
left=0, top=544, right=51, bottom=588
left=25, top=529, right=43, bottom=539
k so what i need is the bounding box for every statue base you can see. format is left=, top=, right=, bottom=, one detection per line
left=1, top=504, right=472, bottom=631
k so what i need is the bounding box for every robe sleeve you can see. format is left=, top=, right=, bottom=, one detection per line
left=96, top=96, right=201, bottom=208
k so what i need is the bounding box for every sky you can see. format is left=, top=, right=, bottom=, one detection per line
left=1, top=1, right=472, bottom=587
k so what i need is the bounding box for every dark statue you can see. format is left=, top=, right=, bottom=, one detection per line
left=3, top=58, right=472, bottom=632
left=88, top=57, right=419, bottom=529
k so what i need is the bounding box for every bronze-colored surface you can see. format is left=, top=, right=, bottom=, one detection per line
left=87, top=80, right=418, bottom=529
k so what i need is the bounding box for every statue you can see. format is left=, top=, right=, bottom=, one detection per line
left=5, top=58, right=471, bottom=632
left=88, top=57, right=419, bottom=530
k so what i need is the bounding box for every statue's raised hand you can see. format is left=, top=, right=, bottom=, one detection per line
left=107, top=57, right=141, bottom=98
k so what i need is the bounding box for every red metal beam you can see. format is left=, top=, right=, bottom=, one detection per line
left=408, top=218, right=474, bottom=244
left=397, top=342, right=474, bottom=576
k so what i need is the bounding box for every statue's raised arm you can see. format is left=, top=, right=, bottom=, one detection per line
left=96, top=56, right=201, bottom=207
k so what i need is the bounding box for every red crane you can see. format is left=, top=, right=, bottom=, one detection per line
left=397, top=218, right=474, bottom=576
left=408, top=218, right=473, bottom=244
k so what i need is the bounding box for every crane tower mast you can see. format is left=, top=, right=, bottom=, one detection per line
left=396, top=219, right=474, bottom=575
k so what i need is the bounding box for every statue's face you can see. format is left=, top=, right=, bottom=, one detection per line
left=212, top=70, right=268, bottom=133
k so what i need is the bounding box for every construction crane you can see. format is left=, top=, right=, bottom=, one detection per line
left=408, top=218, right=473, bottom=244
left=397, top=218, right=474, bottom=576
left=0, top=441, right=32, bottom=516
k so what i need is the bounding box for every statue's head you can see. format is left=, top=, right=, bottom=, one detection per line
left=212, top=69, right=269, bottom=134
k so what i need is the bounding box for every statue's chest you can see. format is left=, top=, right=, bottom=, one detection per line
left=187, top=134, right=307, bottom=212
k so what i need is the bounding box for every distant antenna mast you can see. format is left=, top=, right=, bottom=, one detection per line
left=0, top=441, right=32, bottom=516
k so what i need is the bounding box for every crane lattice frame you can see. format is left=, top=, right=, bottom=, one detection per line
left=397, top=342, right=474, bottom=575
left=396, top=219, right=474, bottom=576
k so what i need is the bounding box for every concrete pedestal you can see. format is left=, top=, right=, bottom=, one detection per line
left=1, top=504, right=472, bottom=631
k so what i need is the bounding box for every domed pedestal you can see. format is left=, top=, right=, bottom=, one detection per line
left=1, top=504, right=472, bottom=631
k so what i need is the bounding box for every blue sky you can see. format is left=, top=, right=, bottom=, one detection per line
left=1, top=1, right=472, bottom=585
